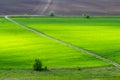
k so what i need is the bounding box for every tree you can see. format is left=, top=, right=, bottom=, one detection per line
left=49, top=11, right=55, bottom=17
left=82, top=13, right=90, bottom=19
left=86, top=15, right=90, bottom=19
left=82, top=13, right=87, bottom=17
left=44, top=66, right=48, bottom=71
left=33, top=59, right=43, bottom=71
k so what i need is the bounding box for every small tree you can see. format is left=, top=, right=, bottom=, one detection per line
left=82, top=13, right=90, bottom=19
left=33, top=59, right=43, bottom=71
left=86, top=15, right=90, bottom=19
left=49, top=11, right=55, bottom=17
left=82, top=13, right=87, bottom=17
left=44, top=66, right=48, bottom=71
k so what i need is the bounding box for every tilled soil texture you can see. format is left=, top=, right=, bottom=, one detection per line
left=0, top=0, right=120, bottom=15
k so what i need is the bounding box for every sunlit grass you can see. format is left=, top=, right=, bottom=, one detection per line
left=14, top=17, right=120, bottom=63
left=0, top=18, right=108, bottom=69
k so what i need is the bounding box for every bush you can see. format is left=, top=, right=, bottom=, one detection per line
left=82, top=13, right=90, bottom=19
left=82, top=13, right=87, bottom=17
left=49, top=11, right=55, bottom=17
left=86, top=15, right=90, bottom=19
left=44, top=66, right=48, bottom=71
left=78, top=68, right=81, bottom=70
left=33, top=59, right=43, bottom=71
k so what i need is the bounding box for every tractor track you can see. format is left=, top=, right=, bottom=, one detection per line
left=34, top=0, right=52, bottom=15
left=40, top=0, right=52, bottom=15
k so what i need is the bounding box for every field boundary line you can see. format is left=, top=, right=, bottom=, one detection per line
left=5, top=16, right=120, bottom=69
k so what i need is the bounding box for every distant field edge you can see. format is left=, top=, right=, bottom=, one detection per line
left=0, top=15, right=120, bottom=18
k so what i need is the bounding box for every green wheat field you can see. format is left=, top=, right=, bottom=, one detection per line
left=0, top=17, right=120, bottom=80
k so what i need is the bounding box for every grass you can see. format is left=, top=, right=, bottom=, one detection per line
left=0, top=17, right=120, bottom=79
left=0, top=66, right=120, bottom=80
left=14, top=17, right=120, bottom=63
left=0, top=18, right=107, bottom=68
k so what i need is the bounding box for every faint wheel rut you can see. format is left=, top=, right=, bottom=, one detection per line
left=5, top=16, right=120, bottom=69
left=34, top=0, right=52, bottom=15
left=40, top=0, right=52, bottom=15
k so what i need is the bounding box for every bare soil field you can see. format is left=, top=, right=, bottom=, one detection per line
left=0, top=0, right=120, bottom=15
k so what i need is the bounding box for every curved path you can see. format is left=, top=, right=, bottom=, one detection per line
left=5, top=16, right=120, bottom=69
